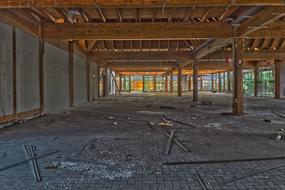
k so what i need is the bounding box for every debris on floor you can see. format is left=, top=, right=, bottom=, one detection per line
left=137, top=110, right=164, bottom=115
left=159, top=106, right=175, bottom=109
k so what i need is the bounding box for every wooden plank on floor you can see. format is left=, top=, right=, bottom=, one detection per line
left=164, top=129, right=175, bottom=155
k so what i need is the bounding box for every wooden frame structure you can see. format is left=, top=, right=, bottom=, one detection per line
left=1, top=1, right=285, bottom=115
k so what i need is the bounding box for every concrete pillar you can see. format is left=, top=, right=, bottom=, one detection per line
left=193, top=60, right=198, bottom=102
left=102, top=66, right=108, bottom=97
left=232, top=36, right=244, bottom=115
left=178, top=67, right=182, bottom=97
left=170, top=72, right=174, bottom=93
left=95, top=64, right=100, bottom=99
left=275, top=60, right=281, bottom=99
left=68, top=41, right=74, bottom=107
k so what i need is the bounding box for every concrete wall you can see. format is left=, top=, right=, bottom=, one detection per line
left=74, top=54, right=87, bottom=105
left=16, top=29, right=40, bottom=112
left=44, top=43, right=70, bottom=113
left=0, top=23, right=13, bottom=116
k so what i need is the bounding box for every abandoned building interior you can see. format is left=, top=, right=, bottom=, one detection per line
left=1, top=1, right=285, bottom=189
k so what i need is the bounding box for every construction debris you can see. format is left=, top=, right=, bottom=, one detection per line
left=22, top=145, right=41, bottom=182
left=164, top=116, right=197, bottom=128
left=147, top=121, right=154, bottom=130
left=200, top=101, right=212, bottom=105
left=164, top=130, right=175, bottom=155
left=272, top=111, right=285, bottom=118
left=159, top=117, right=173, bottom=127
left=195, top=170, right=208, bottom=190
left=0, top=150, right=58, bottom=172
left=159, top=106, right=175, bottom=109
left=162, top=130, right=190, bottom=152
left=163, top=156, right=285, bottom=165
left=220, top=162, right=285, bottom=186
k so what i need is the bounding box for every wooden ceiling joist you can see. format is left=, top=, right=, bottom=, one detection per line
left=1, top=0, right=284, bottom=8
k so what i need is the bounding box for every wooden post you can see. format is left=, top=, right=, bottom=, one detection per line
left=193, top=59, right=198, bottom=102
left=142, top=75, right=145, bottom=92
left=232, top=31, right=243, bottom=115
left=211, top=73, right=215, bottom=92
left=227, top=71, right=231, bottom=92
left=189, top=75, right=192, bottom=91
left=275, top=60, right=281, bottom=99
left=178, top=67, right=182, bottom=97
left=12, top=27, right=17, bottom=115
left=165, top=73, right=168, bottom=92
left=170, top=72, right=174, bottom=93
left=218, top=73, right=221, bottom=92
left=86, top=53, right=91, bottom=102
left=200, top=75, right=203, bottom=92
left=223, top=72, right=226, bottom=92
left=68, top=41, right=74, bottom=107
left=96, top=64, right=100, bottom=98
left=253, top=63, right=259, bottom=97
left=153, top=75, right=157, bottom=92
left=129, top=76, right=131, bottom=92
left=119, top=74, right=122, bottom=92
left=39, top=39, right=44, bottom=113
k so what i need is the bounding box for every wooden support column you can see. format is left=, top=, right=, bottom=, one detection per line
left=68, top=41, right=74, bottom=107
left=218, top=73, right=221, bottom=92
left=119, top=74, right=122, bottom=92
left=12, top=27, right=17, bottom=115
left=223, top=72, right=226, bottom=92
left=211, top=73, right=215, bottom=92
left=39, top=39, right=44, bottom=113
left=129, top=76, right=131, bottom=92
left=142, top=75, right=145, bottom=92
left=232, top=33, right=243, bottom=115
left=275, top=60, right=281, bottom=99
left=193, top=59, right=198, bottom=102
left=165, top=74, right=168, bottom=92
left=170, top=72, right=174, bottom=93
left=200, top=75, right=203, bottom=92
left=86, top=53, right=91, bottom=102
left=253, top=63, right=259, bottom=97
left=188, top=75, right=192, bottom=91
left=153, top=75, right=157, bottom=92
left=178, top=67, right=182, bottom=97
left=227, top=71, right=231, bottom=92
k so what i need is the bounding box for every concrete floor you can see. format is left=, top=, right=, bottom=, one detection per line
left=0, top=93, right=285, bottom=190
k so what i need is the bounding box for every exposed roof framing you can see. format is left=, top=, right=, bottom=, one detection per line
left=1, top=0, right=284, bottom=8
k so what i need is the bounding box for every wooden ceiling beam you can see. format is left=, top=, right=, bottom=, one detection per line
left=41, top=22, right=233, bottom=40
left=90, top=51, right=191, bottom=61
left=1, top=0, right=284, bottom=8
left=0, top=10, right=39, bottom=37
